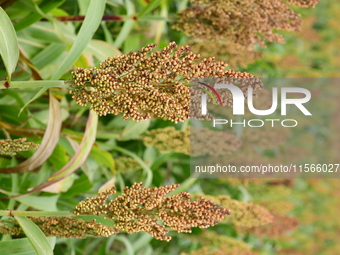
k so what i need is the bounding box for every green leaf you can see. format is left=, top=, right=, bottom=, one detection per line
left=64, top=174, right=92, bottom=196
left=120, top=119, right=150, bottom=141
left=114, top=0, right=135, bottom=48
left=90, top=145, right=115, bottom=172
left=14, top=194, right=60, bottom=211
left=0, top=237, right=56, bottom=255
left=137, top=0, right=163, bottom=18
left=14, top=0, right=64, bottom=31
left=111, top=145, right=153, bottom=188
left=0, top=6, right=19, bottom=81
left=47, top=143, right=70, bottom=170
left=114, top=20, right=134, bottom=49
left=115, top=236, right=134, bottom=255
left=14, top=216, right=54, bottom=255
left=31, top=43, right=66, bottom=70
left=85, top=39, right=121, bottom=62
left=123, top=34, right=140, bottom=52
left=143, top=146, right=157, bottom=167
left=51, top=0, right=106, bottom=80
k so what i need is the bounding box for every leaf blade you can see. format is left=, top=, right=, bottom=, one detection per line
left=14, top=216, right=54, bottom=255
left=51, top=0, right=106, bottom=80
left=0, top=6, right=19, bottom=80
left=0, top=237, right=56, bottom=255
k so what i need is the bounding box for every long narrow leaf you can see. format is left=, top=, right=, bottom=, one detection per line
left=114, top=0, right=135, bottom=48
left=51, top=0, right=106, bottom=80
left=0, top=237, right=56, bottom=255
left=137, top=0, right=162, bottom=18
left=0, top=6, right=19, bottom=81
left=14, top=0, right=64, bottom=31
left=14, top=216, right=53, bottom=255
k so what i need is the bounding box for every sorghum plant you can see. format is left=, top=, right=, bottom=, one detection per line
left=174, top=0, right=309, bottom=47
left=0, top=183, right=231, bottom=242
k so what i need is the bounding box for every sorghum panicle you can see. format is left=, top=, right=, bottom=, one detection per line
left=187, top=40, right=262, bottom=68
left=173, top=0, right=319, bottom=48
left=0, top=217, right=118, bottom=238
left=115, top=156, right=141, bottom=174
left=70, top=42, right=256, bottom=123
left=73, top=182, right=231, bottom=241
left=142, top=126, right=190, bottom=155
left=287, top=0, right=319, bottom=7
left=236, top=211, right=299, bottom=237
left=0, top=138, right=40, bottom=156
left=191, top=127, right=242, bottom=156
left=173, top=0, right=319, bottom=67
left=193, top=194, right=273, bottom=228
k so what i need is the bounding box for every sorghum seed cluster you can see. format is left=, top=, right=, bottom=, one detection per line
left=0, top=138, right=40, bottom=156
left=0, top=217, right=118, bottom=238
left=187, top=40, right=262, bottom=68
left=191, top=127, right=242, bottom=156
left=173, top=0, right=319, bottom=67
left=142, top=126, right=190, bottom=155
left=73, top=182, right=231, bottom=241
left=70, top=42, right=248, bottom=123
left=115, top=156, right=141, bottom=174
left=173, top=0, right=319, bottom=48
left=193, top=194, right=274, bottom=228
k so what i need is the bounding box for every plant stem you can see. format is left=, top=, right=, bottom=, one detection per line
left=41, top=15, right=125, bottom=22
left=1, top=80, right=67, bottom=90
left=0, top=210, right=73, bottom=217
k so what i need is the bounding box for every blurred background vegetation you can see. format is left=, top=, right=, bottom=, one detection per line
left=0, top=0, right=339, bottom=254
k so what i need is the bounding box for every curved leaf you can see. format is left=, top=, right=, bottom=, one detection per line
left=120, top=119, right=150, bottom=141
left=0, top=6, right=19, bottom=81
left=51, top=0, right=106, bottom=80
left=9, top=110, right=98, bottom=197
left=0, top=94, right=62, bottom=173
left=14, top=0, right=64, bottom=32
